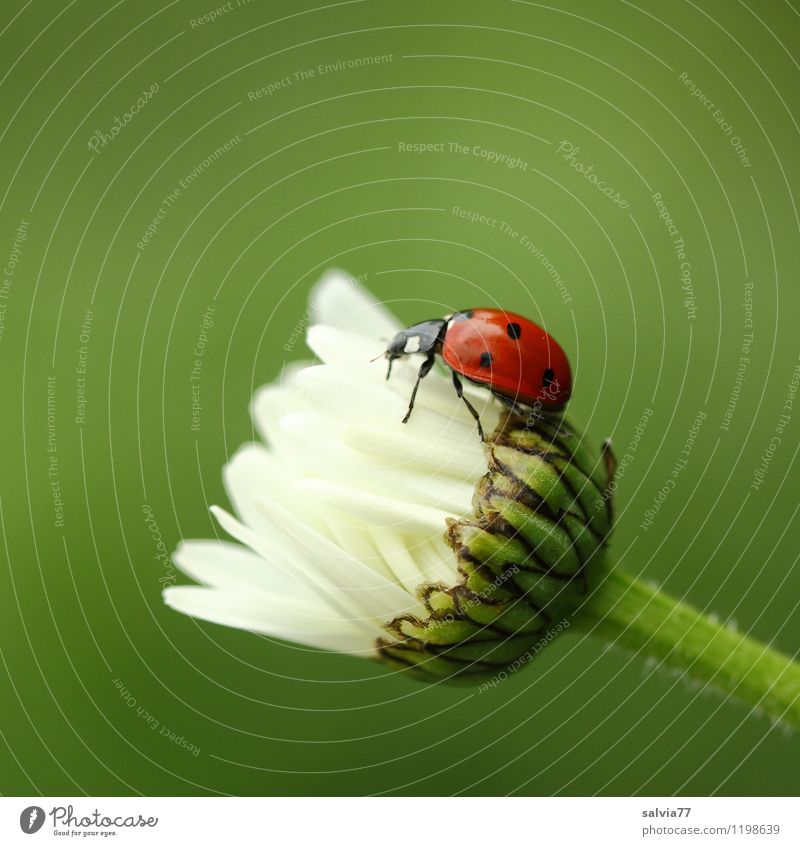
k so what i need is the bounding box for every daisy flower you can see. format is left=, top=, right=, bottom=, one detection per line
left=164, top=271, right=800, bottom=723
left=166, top=271, right=507, bottom=661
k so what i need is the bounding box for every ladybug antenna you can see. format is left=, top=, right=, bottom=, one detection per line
left=368, top=349, right=395, bottom=380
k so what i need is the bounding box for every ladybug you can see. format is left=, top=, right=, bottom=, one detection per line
left=382, top=308, right=572, bottom=440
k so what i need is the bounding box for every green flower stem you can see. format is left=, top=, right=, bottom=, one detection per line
left=576, top=561, right=800, bottom=731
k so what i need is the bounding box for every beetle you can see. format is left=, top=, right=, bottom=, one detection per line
left=381, top=308, right=572, bottom=440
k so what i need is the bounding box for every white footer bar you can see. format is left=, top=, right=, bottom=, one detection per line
left=2, top=797, right=797, bottom=845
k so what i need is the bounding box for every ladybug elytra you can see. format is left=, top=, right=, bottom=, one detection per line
left=382, top=308, right=572, bottom=440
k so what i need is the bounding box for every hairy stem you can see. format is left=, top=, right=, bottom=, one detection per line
left=576, top=562, right=800, bottom=731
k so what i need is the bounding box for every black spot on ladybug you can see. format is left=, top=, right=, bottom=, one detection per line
left=480, top=352, right=492, bottom=368
left=543, top=368, right=555, bottom=388
left=507, top=322, right=521, bottom=340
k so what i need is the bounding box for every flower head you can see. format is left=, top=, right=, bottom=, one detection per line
left=165, top=271, right=613, bottom=681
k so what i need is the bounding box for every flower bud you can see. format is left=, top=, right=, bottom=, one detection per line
left=377, top=410, right=615, bottom=683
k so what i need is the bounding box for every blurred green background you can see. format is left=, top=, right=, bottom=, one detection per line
left=1, top=0, right=799, bottom=796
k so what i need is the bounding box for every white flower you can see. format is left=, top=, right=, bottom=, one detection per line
left=165, top=271, right=502, bottom=657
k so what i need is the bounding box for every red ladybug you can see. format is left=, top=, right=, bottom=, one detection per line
left=382, top=308, right=572, bottom=439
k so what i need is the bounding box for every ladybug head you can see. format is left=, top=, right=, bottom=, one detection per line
left=382, top=319, right=447, bottom=379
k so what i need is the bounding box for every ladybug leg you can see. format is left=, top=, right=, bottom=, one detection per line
left=401, top=353, right=435, bottom=424
left=451, top=371, right=485, bottom=441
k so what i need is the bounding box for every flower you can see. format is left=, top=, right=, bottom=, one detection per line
left=164, top=271, right=612, bottom=681
left=163, top=273, right=800, bottom=723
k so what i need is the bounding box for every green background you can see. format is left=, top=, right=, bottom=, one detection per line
left=1, top=0, right=799, bottom=796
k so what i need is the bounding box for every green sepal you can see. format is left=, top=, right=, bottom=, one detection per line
left=479, top=487, right=581, bottom=576
left=378, top=643, right=486, bottom=680
left=395, top=615, right=484, bottom=645
left=533, top=416, right=608, bottom=491
left=553, top=457, right=610, bottom=537
left=455, top=592, right=547, bottom=635
left=377, top=411, right=614, bottom=684
left=511, top=569, right=583, bottom=612
left=459, top=559, right=517, bottom=602
left=448, top=520, right=533, bottom=572
left=490, top=444, right=575, bottom=516
left=441, top=634, right=542, bottom=665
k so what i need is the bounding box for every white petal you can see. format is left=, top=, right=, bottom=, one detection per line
left=208, top=505, right=372, bottom=625
left=254, top=499, right=425, bottom=616
left=174, top=539, right=316, bottom=601
left=250, top=383, right=314, bottom=455
left=223, top=442, right=330, bottom=539
left=164, top=586, right=378, bottom=654
left=213, top=502, right=421, bottom=621
left=299, top=478, right=453, bottom=535
left=220, top=439, right=451, bottom=589
left=306, top=323, right=389, bottom=373
left=272, top=412, right=474, bottom=514
left=415, top=535, right=462, bottom=583
left=321, top=520, right=392, bottom=580
left=369, top=530, right=455, bottom=594
left=343, top=422, right=486, bottom=480
left=294, top=364, right=481, bottom=443
left=309, top=269, right=400, bottom=340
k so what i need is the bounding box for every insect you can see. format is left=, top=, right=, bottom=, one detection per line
left=381, top=308, right=572, bottom=440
